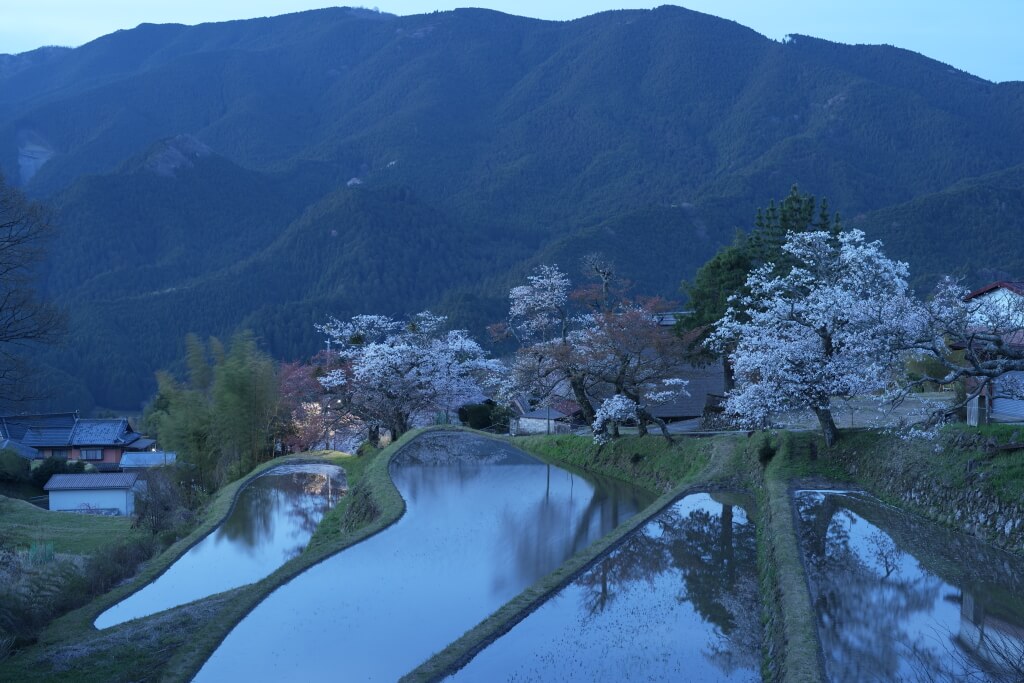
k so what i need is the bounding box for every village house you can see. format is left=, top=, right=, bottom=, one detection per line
left=0, top=412, right=156, bottom=470
left=963, top=281, right=1024, bottom=425
left=509, top=396, right=581, bottom=436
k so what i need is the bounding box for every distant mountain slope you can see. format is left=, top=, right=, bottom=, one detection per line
left=851, top=164, right=1024, bottom=290
left=2, top=6, right=1022, bottom=409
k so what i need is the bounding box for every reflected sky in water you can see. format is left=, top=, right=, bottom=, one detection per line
left=794, top=490, right=1024, bottom=683
left=194, top=433, right=654, bottom=682
left=95, top=463, right=345, bottom=629
left=449, top=492, right=760, bottom=682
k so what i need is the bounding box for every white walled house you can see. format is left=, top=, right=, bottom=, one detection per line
left=964, top=281, right=1024, bottom=425
left=511, top=406, right=574, bottom=435
left=44, top=472, right=139, bottom=515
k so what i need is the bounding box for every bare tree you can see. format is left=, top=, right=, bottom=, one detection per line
left=0, top=174, right=64, bottom=406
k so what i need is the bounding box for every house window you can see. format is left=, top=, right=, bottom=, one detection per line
left=80, top=448, right=103, bottom=461
left=50, top=449, right=69, bottom=460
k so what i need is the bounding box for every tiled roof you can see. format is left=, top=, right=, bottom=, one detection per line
left=120, top=451, right=177, bottom=468
left=22, top=426, right=74, bottom=448
left=126, top=438, right=157, bottom=451
left=0, top=412, right=78, bottom=442
left=1, top=413, right=149, bottom=450
left=44, top=472, right=138, bottom=491
left=648, top=363, right=727, bottom=420
left=520, top=407, right=571, bottom=420
left=965, top=281, right=1024, bottom=301
left=70, top=419, right=135, bottom=446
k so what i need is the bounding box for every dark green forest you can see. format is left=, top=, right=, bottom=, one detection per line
left=2, top=6, right=1022, bottom=410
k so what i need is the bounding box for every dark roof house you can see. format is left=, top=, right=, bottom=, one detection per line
left=0, top=413, right=152, bottom=464
left=0, top=412, right=78, bottom=443
left=648, top=363, right=727, bottom=421
left=71, top=418, right=139, bottom=447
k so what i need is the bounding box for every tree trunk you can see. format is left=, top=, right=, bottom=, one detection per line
left=722, top=354, right=735, bottom=393
left=638, top=406, right=673, bottom=443
left=569, top=375, right=595, bottom=424
left=813, top=406, right=839, bottom=447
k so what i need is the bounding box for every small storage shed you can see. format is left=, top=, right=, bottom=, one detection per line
left=511, top=406, right=574, bottom=435
left=44, top=472, right=139, bottom=515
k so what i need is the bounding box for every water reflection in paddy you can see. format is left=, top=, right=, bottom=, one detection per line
left=95, top=463, right=346, bottom=629
left=794, top=489, right=1024, bottom=683
left=193, top=432, right=655, bottom=682
left=449, top=492, right=760, bottom=682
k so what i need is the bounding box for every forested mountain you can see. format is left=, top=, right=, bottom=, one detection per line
left=2, top=5, right=1022, bottom=410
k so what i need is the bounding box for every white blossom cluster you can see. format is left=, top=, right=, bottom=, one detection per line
left=317, top=311, right=502, bottom=437
left=711, top=230, right=918, bottom=433
left=509, top=264, right=572, bottom=342
left=591, top=394, right=638, bottom=445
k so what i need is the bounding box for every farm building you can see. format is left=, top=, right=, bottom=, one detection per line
left=44, top=472, right=140, bottom=516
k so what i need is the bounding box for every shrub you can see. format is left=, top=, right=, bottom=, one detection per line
left=458, top=403, right=494, bottom=430
left=134, top=469, right=195, bottom=536
left=29, top=457, right=85, bottom=489
left=0, top=449, right=29, bottom=482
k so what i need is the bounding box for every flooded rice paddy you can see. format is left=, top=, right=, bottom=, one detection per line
left=448, top=491, right=760, bottom=682
left=794, top=489, right=1024, bottom=683
left=193, top=432, right=654, bottom=681
left=95, top=462, right=346, bottom=629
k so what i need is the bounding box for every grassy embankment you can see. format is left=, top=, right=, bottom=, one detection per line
left=0, top=433, right=411, bottom=683
left=403, top=431, right=753, bottom=682
left=9, top=424, right=1014, bottom=682
left=831, top=423, right=1024, bottom=510
left=0, top=496, right=140, bottom=556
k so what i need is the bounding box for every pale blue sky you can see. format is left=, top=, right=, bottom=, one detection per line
left=1, top=1, right=1021, bottom=82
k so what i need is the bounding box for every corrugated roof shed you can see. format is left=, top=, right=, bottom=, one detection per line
left=44, top=472, right=138, bottom=491
left=120, top=451, right=177, bottom=468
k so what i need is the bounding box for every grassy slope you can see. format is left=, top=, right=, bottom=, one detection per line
left=0, top=496, right=139, bottom=556
left=832, top=423, right=1024, bottom=505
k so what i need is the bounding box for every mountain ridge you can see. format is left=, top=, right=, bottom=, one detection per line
left=2, top=6, right=1022, bottom=410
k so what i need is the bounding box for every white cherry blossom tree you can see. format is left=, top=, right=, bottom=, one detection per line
left=710, top=229, right=917, bottom=445
left=317, top=312, right=500, bottom=444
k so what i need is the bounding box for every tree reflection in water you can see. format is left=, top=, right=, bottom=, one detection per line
left=794, top=490, right=1024, bottom=683
left=451, top=492, right=760, bottom=682
left=94, top=463, right=346, bottom=629
left=220, top=466, right=342, bottom=558
left=497, top=465, right=650, bottom=595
